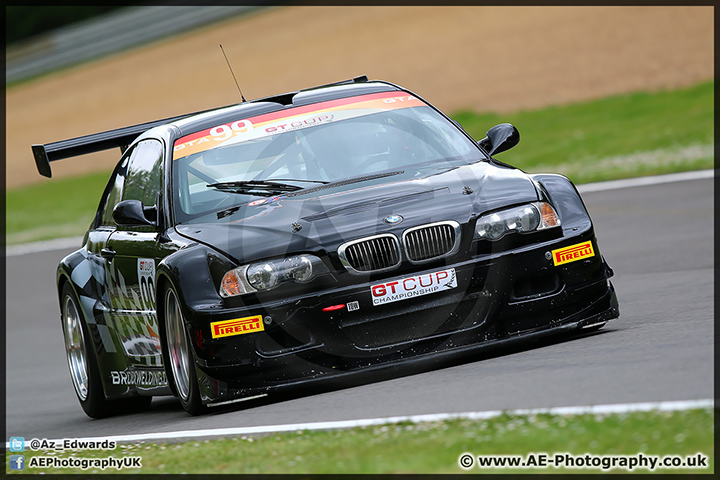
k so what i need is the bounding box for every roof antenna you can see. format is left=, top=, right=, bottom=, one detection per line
left=220, top=44, right=246, bottom=103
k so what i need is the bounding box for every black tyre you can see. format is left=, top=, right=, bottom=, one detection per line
left=163, top=285, right=206, bottom=415
left=61, top=282, right=152, bottom=418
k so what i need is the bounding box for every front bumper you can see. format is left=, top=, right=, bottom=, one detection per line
left=185, top=228, right=618, bottom=405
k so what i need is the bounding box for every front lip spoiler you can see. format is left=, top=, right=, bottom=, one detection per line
left=203, top=283, right=618, bottom=406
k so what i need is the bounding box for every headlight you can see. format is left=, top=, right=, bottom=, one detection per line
left=474, top=202, right=560, bottom=241
left=220, top=254, right=329, bottom=297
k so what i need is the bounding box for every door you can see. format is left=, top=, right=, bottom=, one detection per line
left=104, top=139, right=167, bottom=368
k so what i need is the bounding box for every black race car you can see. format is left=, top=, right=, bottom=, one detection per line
left=33, top=76, right=618, bottom=417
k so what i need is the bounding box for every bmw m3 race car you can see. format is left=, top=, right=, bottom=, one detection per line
left=33, top=76, right=619, bottom=417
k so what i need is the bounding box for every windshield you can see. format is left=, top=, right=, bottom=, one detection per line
left=171, top=91, right=481, bottom=223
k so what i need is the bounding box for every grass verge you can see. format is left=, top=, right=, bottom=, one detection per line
left=6, top=171, right=109, bottom=245
left=6, top=407, right=713, bottom=474
left=453, top=80, right=713, bottom=184
left=5, top=81, right=713, bottom=245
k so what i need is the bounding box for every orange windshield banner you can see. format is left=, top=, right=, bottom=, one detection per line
left=173, top=91, right=424, bottom=160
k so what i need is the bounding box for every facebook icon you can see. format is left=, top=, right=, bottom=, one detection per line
left=9, top=455, right=25, bottom=470
left=9, top=436, right=25, bottom=452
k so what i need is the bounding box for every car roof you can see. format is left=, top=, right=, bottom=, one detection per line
left=170, top=81, right=402, bottom=137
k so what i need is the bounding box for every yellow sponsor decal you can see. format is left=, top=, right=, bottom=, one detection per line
left=552, top=241, right=595, bottom=266
left=211, top=315, right=264, bottom=339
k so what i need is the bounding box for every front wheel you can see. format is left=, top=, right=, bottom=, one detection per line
left=163, top=286, right=206, bottom=415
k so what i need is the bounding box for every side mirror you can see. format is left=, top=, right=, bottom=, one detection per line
left=113, top=200, right=156, bottom=227
left=478, top=123, right=519, bottom=156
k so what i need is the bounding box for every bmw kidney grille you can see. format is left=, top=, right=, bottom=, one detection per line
left=338, top=221, right=461, bottom=274
left=403, top=221, right=461, bottom=264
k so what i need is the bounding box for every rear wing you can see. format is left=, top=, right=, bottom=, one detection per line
left=31, top=75, right=370, bottom=178
left=31, top=112, right=196, bottom=178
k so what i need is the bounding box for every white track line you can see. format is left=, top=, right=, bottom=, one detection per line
left=577, top=168, right=713, bottom=193
left=5, top=399, right=713, bottom=448
left=6, top=169, right=713, bottom=257
left=6, top=236, right=83, bottom=257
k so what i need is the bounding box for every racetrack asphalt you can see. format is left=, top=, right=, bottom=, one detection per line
left=5, top=177, right=713, bottom=441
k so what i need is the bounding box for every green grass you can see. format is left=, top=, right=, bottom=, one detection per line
left=453, top=80, right=713, bottom=183
left=6, top=171, right=110, bottom=245
left=5, top=81, right=713, bottom=245
left=7, top=408, right=713, bottom=474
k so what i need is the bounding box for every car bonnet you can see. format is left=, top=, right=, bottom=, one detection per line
left=173, top=162, right=539, bottom=264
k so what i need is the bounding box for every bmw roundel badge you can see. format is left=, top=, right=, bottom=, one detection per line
left=383, top=214, right=404, bottom=225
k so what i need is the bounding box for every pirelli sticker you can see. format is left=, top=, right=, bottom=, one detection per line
left=552, top=241, right=595, bottom=266
left=211, top=315, right=264, bottom=339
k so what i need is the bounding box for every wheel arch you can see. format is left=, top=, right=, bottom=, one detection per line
left=56, top=250, right=136, bottom=401
left=154, top=243, right=234, bottom=408
left=529, top=173, right=593, bottom=231
left=154, top=265, right=209, bottom=413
